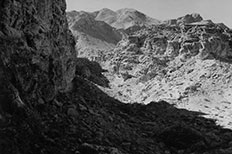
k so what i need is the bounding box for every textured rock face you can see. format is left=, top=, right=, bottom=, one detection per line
left=177, top=13, right=203, bottom=24
left=75, top=58, right=110, bottom=87
left=0, top=0, right=76, bottom=103
left=101, top=18, right=232, bottom=129
left=163, top=13, right=203, bottom=26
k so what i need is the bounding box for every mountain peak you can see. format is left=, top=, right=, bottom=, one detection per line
left=162, top=13, right=203, bottom=25
left=97, top=8, right=116, bottom=15
left=116, top=8, right=137, bottom=12
left=95, top=8, right=160, bottom=29
left=177, top=13, right=203, bottom=24
left=100, top=8, right=115, bottom=12
left=191, top=13, right=202, bottom=18
left=95, top=8, right=117, bottom=23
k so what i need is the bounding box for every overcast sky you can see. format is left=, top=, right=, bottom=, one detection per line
left=66, top=0, right=232, bottom=28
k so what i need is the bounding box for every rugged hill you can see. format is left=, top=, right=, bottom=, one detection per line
left=95, top=8, right=160, bottom=30
left=67, top=10, right=122, bottom=59
left=67, top=8, right=160, bottom=60
left=162, top=13, right=203, bottom=26
left=1, top=1, right=232, bottom=154
left=101, top=17, right=232, bottom=129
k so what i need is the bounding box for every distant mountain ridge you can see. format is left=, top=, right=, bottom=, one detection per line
left=67, top=10, right=123, bottom=58
left=67, top=8, right=231, bottom=62
left=94, top=8, right=160, bottom=29
left=67, top=11, right=122, bottom=44
left=68, top=8, right=160, bottom=30
left=67, top=8, right=161, bottom=59
left=162, top=13, right=203, bottom=26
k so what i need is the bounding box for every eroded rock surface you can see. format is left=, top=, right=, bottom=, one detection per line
left=101, top=17, right=232, bottom=128
left=0, top=0, right=76, bottom=98
left=163, top=13, right=203, bottom=26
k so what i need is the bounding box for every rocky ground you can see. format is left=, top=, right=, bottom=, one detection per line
left=97, top=17, right=232, bottom=129
left=1, top=1, right=232, bottom=154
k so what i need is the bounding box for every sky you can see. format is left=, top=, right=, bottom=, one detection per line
left=66, top=0, right=232, bottom=28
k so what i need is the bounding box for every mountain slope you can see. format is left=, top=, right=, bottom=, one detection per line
left=67, top=11, right=122, bottom=59
left=101, top=17, right=232, bottom=129
left=162, top=13, right=203, bottom=25
left=67, top=8, right=160, bottom=60
left=68, top=11, right=121, bottom=45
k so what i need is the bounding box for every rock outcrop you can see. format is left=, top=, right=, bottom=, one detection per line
left=0, top=0, right=76, bottom=101
left=75, top=58, right=110, bottom=87
left=177, top=13, right=203, bottom=25
left=102, top=16, right=232, bottom=129
left=163, top=13, right=203, bottom=26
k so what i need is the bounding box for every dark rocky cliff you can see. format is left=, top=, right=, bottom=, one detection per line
left=0, top=0, right=76, bottom=102
left=0, top=0, right=76, bottom=152
left=1, top=1, right=232, bottom=154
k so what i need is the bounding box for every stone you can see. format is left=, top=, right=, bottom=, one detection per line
left=0, top=0, right=76, bottom=101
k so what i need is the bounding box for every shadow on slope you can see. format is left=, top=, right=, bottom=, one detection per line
left=1, top=76, right=232, bottom=154
left=75, top=58, right=110, bottom=88
left=70, top=14, right=122, bottom=45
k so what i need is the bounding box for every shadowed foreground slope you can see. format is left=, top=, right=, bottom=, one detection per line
left=2, top=76, right=232, bottom=154
left=0, top=0, right=232, bottom=154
